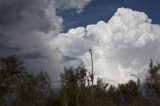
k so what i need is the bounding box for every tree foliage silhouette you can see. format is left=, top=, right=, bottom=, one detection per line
left=0, top=55, right=160, bottom=106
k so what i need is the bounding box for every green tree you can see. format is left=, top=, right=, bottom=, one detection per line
left=145, top=59, right=160, bottom=104
left=117, top=80, right=140, bottom=105
left=60, top=64, right=90, bottom=106
left=10, top=71, right=52, bottom=106
left=0, top=55, right=26, bottom=105
left=145, top=60, right=160, bottom=106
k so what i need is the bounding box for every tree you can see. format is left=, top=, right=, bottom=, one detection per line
left=117, top=80, right=140, bottom=105
left=0, top=55, right=26, bottom=79
left=0, top=55, right=53, bottom=106
left=60, top=64, right=90, bottom=106
left=145, top=59, right=160, bottom=102
left=10, top=71, right=52, bottom=106
left=0, top=55, right=26, bottom=105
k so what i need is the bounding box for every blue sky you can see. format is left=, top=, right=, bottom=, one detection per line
left=58, top=0, right=160, bottom=32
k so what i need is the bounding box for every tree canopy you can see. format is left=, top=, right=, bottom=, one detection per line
left=0, top=55, right=160, bottom=106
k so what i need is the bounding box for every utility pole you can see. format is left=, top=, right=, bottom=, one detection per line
left=89, top=49, right=94, bottom=96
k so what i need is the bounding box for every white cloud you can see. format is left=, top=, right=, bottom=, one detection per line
left=53, top=7, right=160, bottom=85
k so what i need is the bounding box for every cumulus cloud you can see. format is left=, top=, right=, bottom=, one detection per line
left=53, top=7, right=160, bottom=85
left=0, top=0, right=92, bottom=81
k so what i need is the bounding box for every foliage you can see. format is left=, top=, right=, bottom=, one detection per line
left=0, top=55, right=26, bottom=105
left=10, top=72, right=51, bottom=106
left=0, top=55, right=160, bottom=106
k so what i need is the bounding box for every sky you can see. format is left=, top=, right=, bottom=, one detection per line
left=59, top=0, right=160, bottom=32
left=0, top=0, right=160, bottom=86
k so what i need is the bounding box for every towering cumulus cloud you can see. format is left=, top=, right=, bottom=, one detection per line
left=53, top=8, right=160, bottom=85
left=0, top=0, right=92, bottom=81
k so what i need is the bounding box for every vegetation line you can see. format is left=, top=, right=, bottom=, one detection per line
left=0, top=55, right=160, bottom=106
